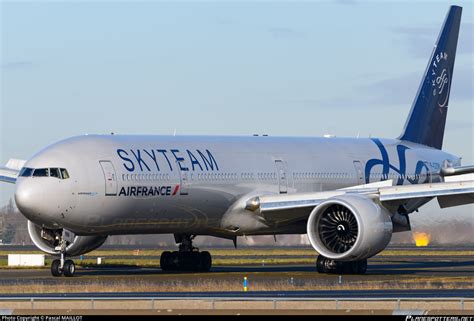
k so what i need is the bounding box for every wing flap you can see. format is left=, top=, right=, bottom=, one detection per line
left=438, top=193, right=474, bottom=208
left=378, top=180, right=474, bottom=202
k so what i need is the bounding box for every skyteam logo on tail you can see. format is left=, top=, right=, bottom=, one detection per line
left=365, top=138, right=430, bottom=185
left=431, top=51, right=450, bottom=108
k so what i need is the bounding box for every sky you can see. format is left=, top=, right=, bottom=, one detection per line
left=0, top=1, right=473, bottom=222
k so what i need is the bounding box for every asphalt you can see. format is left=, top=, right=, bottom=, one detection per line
left=0, top=289, right=472, bottom=299
left=0, top=254, right=472, bottom=297
left=1, top=254, right=472, bottom=276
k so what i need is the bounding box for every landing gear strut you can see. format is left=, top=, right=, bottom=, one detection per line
left=160, top=235, right=212, bottom=272
left=316, top=255, right=367, bottom=275
left=50, top=232, right=75, bottom=277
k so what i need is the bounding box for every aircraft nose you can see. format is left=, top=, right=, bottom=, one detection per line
left=15, top=180, right=44, bottom=220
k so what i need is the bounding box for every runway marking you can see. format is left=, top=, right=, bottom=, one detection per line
left=0, top=309, right=13, bottom=315
left=392, top=310, right=426, bottom=315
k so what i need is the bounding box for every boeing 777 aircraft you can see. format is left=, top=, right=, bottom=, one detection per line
left=1, top=6, right=473, bottom=277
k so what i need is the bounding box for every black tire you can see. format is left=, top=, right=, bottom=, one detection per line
left=63, top=260, right=75, bottom=277
left=170, top=251, right=180, bottom=271
left=160, top=251, right=172, bottom=271
left=356, top=259, right=367, bottom=275
left=190, top=252, right=201, bottom=271
left=316, top=255, right=328, bottom=273
left=334, top=261, right=345, bottom=274
left=346, top=261, right=359, bottom=274
left=180, top=252, right=199, bottom=271
left=51, top=259, right=62, bottom=277
left=199, top=251, right=212, bottom=272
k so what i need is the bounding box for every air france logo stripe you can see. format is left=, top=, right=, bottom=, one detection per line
left=172, top=185, right=180, bottom=196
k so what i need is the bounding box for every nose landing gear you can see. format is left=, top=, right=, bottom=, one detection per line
left=51, top=256, right=75, bottom=277
left=50, top=233, right=76, bottom=277
left=160, top=235, right=212, bottom=272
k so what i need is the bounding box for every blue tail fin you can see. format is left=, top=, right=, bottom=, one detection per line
left=399, top=6, right=462, bottom=149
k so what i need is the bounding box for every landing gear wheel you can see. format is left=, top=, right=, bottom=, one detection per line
left=316, top=255, right=367, bottom=275
left=161, top=235, right=213, bottom=272
left=355, top=259, right=367, bottom=274
left=316, top=255, right=328, bottom=273
left=51, top=259, right=62, bottom=277
left=170, top=251, right=179, bottom=271
left=160, top=251, right=172, bottom=271
left=344, top=260, right=367, bottom=274
left=349, top=261, right=360, bottom=274
left=63, top=260, right=75, bottom=277
left=199, top=251, right=212, bottom=272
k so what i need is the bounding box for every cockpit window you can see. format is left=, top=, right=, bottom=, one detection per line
left=50, top=168, right=60, bottom=178
left=32, top=168, right=49, bottom=177
left=23, top=167, right=69, bottom=179
left=19, top=167, right=34, bottom=177
left=60, top=168, right=70, bottom=179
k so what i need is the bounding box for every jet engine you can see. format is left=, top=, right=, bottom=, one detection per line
left=307, top=194, right=393, bottom=261
left=27, top=220, right=107, bottom=256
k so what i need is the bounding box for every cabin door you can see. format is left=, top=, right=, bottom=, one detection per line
left=176, top=161, right=189, bottom=195
left=275, top=160, right=288, bottom=194
left=353, top=160, right=364, bottom=185
left=99, top=161, right=118, bottom=196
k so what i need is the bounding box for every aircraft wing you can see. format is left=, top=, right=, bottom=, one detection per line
left=0, top=159, right=26, bottom=184
left=246, top=173, right=474, bottom=221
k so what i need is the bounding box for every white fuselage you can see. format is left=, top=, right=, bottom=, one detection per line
left=14, top=134, right=460, bottom=237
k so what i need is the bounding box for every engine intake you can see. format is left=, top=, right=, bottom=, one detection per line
left=319, top=204, right=358, bottom=254
left=307, top=194, right=393, bottom=261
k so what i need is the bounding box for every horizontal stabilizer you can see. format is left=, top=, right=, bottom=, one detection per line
left=440, top=165, right=474, bottom=176
left=0, top=158, right=26, bottom=184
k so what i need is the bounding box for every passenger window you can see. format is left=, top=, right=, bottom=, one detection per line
left=50, top=168, right=60, bottom=178
left=60, top=168, right=70, bottom=179
left=20, top=167, right=33, bottom=177
left=33, top=168, right=49, bottom=177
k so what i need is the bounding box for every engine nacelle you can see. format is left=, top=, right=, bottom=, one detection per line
left=27, top=221, right=107, bottom=256
left=307, top=194, right=393, bottom=261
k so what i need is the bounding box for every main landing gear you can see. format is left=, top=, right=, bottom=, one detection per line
left=160, top=235, right=212, bottom=272
left=316, top=255, right=367, bottom=275
left=50, top=232, right=75, bottom=277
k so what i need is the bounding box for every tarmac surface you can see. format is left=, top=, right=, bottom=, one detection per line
left=0, top=250, right=472, bottom=314
left=0, top=253, right=472, bottom=298
left=0, top=289, right=472, bottom=298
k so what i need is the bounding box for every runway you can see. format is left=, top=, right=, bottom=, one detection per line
left=0, top=251, right=472, bottom=315
left=0, top=289, right=472, bottom=299
left=0, top=252, right=472, bottom=298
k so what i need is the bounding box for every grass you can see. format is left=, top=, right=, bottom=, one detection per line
left=1, top=247, right=472, bottom=294
left=0, top=257, right=315, bottom=268
left=1, top=247, right=472, bottom=269
left=0, top=276, right=471, bottom=294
